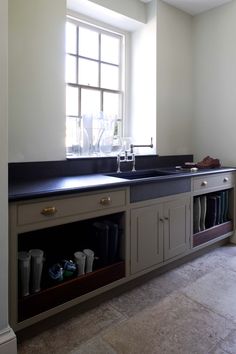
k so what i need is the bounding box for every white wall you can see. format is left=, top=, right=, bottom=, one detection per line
left=156, top=0, right=193, bottom=156
left=88, top=0, right=146, bottom=23
left=0, top=0, right=9, bottom=332
left=0, top=0, right=17, bottom=352
left=129, top=0, right=157, bottom=152
left=8, top=0, right=194, bottom=163
left=11, top=0, right=236, bottom=164
left=193, top=1, right=236, bottom=165
left=8, top=0, right=66, bottom=162
left=8, top=0, right=148, bottom=163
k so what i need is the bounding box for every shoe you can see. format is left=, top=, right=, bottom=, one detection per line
left=62, top=260, right=76, bottom=278
left=196, top=156, right=221, bottom=169
left=48, top=263, right=64, bottom=281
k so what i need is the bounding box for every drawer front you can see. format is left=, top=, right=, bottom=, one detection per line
left=17, top=189, right=126, bottom=226
left=193, top=173, right=234, bottom=193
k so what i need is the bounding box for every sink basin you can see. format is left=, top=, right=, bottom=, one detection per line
left=106, top=169, right=174, bottom=180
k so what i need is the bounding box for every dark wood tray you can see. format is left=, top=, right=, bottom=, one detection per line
left=18, top=261, right=125, bottom=322
left=193, top=221, right=233, bottom=247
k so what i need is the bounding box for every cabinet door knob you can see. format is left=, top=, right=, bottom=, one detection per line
left=224, top=177, right=229, bottom=182
left=164, top=217, right=169, bottom=221
left=100, top=197, right=111, bottom=206
left=159, top=218, right=164, bottom=222
left=41, top=206, right=57, bottom=216
left=201, top=181, right=208, bottom=186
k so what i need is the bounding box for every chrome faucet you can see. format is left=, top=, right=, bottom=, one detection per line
left=117, top=150, right=136, bottom=173
left=130, top=137, right=153, bottom=154
left=117, top=137, right=153, bottom=173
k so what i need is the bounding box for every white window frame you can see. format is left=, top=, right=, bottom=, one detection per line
left=66, top=14, right=127, bottom=157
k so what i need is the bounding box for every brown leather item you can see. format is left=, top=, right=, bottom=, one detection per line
left=196, top=156, right=221, bottom=169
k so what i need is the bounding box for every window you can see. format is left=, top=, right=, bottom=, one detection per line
left=66, top=17, right=125, bottom=157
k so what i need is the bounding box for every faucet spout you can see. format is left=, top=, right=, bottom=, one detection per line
left=130, top=137, right=153, bottom=154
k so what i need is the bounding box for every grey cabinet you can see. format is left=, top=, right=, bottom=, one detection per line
left=9, top=188, right=129, bottom=331
left=163, top=197, right=190, bottom=260
left=130, top=204, right=164, bottom=274
left=192, top=172, right=235, bottom=248
left=130, top=196, right=191, bottom=274
left=9, top=170, right=234, bottom=331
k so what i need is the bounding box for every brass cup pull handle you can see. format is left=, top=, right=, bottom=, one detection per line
left=201, top=181, right=208, bottom=186
left=100, top=197, right=111, bottom=206
left=41, top=206, right=57, bottom=216
left=224, top=177, right=229, bottom=182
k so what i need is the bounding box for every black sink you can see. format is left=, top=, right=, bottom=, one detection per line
left=105, top=169, right=175, bottom=180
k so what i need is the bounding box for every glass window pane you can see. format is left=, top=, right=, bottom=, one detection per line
left=81, top=88, right=101, bottom=116
left=103, top=92, right=120, bottom=118
left=79, top=27, right=99, bottom=59
left=101, top=64, right=119, bottom=90
left=66, top=117, right=78, bottom=148
left=66, top=22, right=77, bottom=54
left=66, top=86, right=78, bottom=116
left=66, top=54, right=76, bottom=84
left=101, top=34, right=120, bottom=65
left=78, top=58, right=99, bottom=87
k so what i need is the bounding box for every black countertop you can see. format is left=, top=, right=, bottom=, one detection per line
left=9, top=167, right=236, bottom=202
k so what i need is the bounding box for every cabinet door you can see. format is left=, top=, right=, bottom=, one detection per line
left=130, top=204, right=164, bottom=274
left=164, top=197, right=190, bottom=260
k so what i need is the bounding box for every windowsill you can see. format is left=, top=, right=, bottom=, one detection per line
left=66, top=153, right=157, bottom=160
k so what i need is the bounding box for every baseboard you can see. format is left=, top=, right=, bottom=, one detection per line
left=0, top=328, right=17, bottom=354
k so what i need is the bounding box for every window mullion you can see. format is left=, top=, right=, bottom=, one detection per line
left=98, top=32, right=102, bottom=112
left=119, top=36, right=122, bottom=91
left=101, top=89, right=104, bottom=113
left=78, top=87, right=81, bottom=118
left=98, top=32, right=101, bottom=89
left=76, top=25, right=79, bottom=85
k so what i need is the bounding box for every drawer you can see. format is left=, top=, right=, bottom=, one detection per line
left=17, top=189, right=126, bottom=226
left=193, top=173, right=234, bottom=193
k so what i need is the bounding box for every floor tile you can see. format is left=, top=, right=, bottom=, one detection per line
left=208, top=347, right=230, bottom=354
left=182, top=268, right=236, bottom=322
left=213, top=244, right=236, bottom=257
left=18, top=303, right=125, bottom=354
left=173, top=249, right=235, bottom=286
left=69, top=336, right=117, bottom=354
left=109, top=269, right=189, bottom=317
left=223, top=256, right=236, bottom=273
left=102, top=292, right=235, bottom=354
left=210, top=329, right=236, bottom=354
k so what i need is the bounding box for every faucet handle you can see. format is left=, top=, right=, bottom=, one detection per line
left=132, top=153, right=136, bottom=171
left=150, top=137, right=153, bottom=148
left=117, top=154, right=121, bottom=173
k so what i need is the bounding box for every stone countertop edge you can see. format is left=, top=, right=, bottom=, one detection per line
left=9, top=167, right=236, bottom=202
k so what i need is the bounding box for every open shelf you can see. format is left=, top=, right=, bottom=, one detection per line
left=18, top=260, right=125, bottom=322
left=193, top=220, right=233, bottom=247
left=17, top=211, right=126, bottom=324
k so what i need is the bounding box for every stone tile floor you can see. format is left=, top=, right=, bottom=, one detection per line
left=18, top=244, right=236, bottom=354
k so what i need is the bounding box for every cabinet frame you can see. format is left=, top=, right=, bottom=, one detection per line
left=190, top=172, right=235, bottom=250
left=129, top=192, right=191, bottom=275
left=9, top=187, right=130, bottom=331
left=9, top=171, right=236, bottom=332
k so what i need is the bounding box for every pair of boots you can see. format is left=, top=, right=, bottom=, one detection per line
left=93, top=221, right=120, bottom=267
